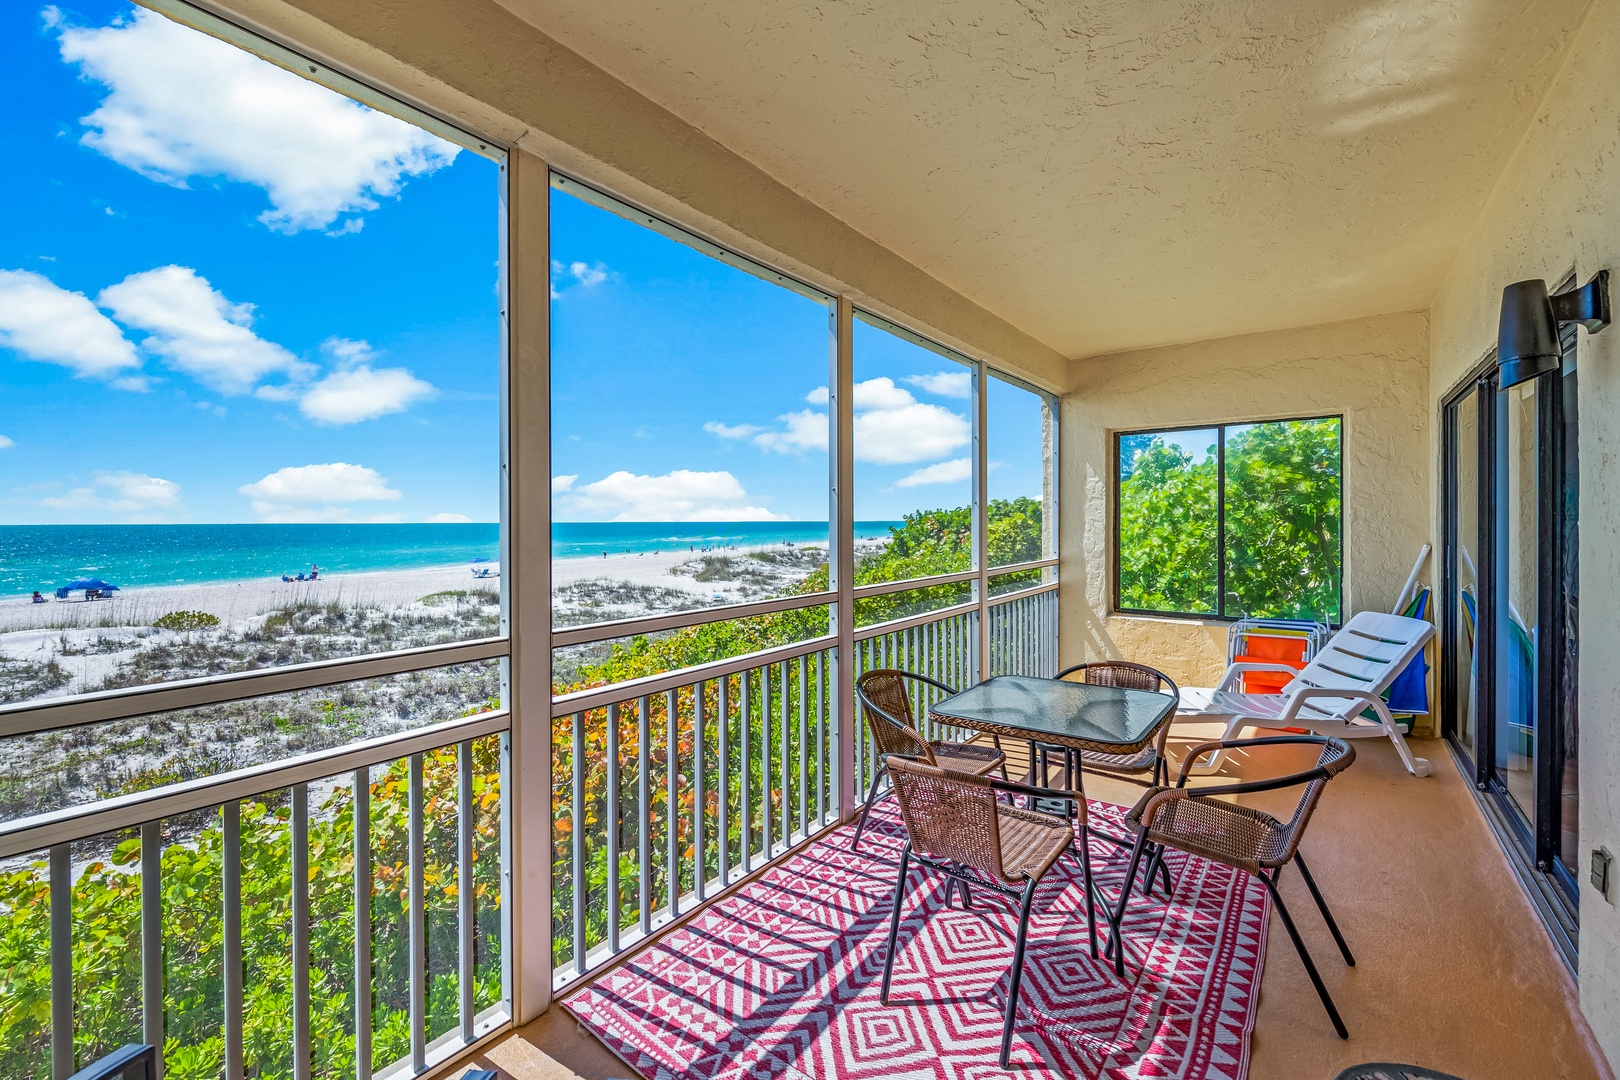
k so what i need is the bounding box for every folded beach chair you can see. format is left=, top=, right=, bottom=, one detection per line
left=1178, top=611, right=1436, bottom=777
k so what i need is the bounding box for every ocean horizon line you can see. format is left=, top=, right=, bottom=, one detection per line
left=0, top=520, right=901, bottom=598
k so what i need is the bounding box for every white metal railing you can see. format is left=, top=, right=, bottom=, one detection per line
left=550, top=579, right=1059, bottom=988
left=2, top=710, right=509, bottom=1080
left=550, top=635, right=838, bottom=988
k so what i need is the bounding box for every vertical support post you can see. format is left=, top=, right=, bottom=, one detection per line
left=761, top=665, right=772, bottom=860
left=718, top=678, right=730, bottom=887
left=409, top=753, right=426, bottom=1074
left=458, top=740, right=475, bottom=1043
left=798, top=655, right=809, bottom=839
left=605, top=704, right=621, bottom=956
left=741, top=669, right=754, bottom=873
left=637, top=696, right=651, bottom=937
left=502, top=147, right=555, bottom=1020
left=50, top=844, right=72, bottom=1080
left=780, top=661, right=791, bottom=848
left=292, top=783, right=311, bottom=1080
left=666, top=688, right=680, bottom=918
left=694, top=682, right=707, bottom=903
left=571, top=715, right=586, bottom=977
left=223, top=802, right=243, bottom=1080
left=140, top=821, right=163, bottom=1080
left=832, top=295, right=857, bottom=821
left=353, top=769, right=372, bottom=1080
left=974, top=360, right=990, bottom=682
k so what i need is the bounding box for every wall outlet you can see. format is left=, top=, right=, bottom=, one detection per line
left=1592, top=847, right=1614, bottom=902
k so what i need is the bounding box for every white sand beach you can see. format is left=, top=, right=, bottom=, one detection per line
left=0, top=538, right=856, bottom=636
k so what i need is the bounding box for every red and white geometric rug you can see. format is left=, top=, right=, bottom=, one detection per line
left=566, top=800, right=1270, bottom=1080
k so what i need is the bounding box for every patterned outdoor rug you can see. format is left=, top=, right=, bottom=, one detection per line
left=566, top=799, right=1270, bottom=1079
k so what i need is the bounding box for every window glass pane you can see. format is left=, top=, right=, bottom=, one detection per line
left=1117, top=428, right=1218, bottom=614
left=851, top=314, right=973, bottom=585
left=549, top=183, right=833, bottom=638
left=0, top=659, right=500, bottom=822
left=0, top=4, right=501, bottom=706
left=1223, top=418, right=1342, bottom=622
left=986, top=374, right=1053, bottom=566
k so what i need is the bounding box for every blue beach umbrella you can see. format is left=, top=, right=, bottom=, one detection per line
left=54, top=577, right=121, bottom=599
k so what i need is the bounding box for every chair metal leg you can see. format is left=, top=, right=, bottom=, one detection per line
left=879, top=845, right=913, bottom=1003
left=850, top=764, right=888, bottom=852
left=1293, top=853, right=1354, bottom=967
left=1073, top=831, right=1098, bottom=959
left=998, top=882, right=1040, bottom=1068
left=958, top=879, right=972, bottom=909
left=1261, top=871, right=1348, bottom=1039
left=993, top=735, right=1009, bottom=781
left=1142, top=843, right=1174, bottom=900
left=1104, top=833, right=1151, bottom=975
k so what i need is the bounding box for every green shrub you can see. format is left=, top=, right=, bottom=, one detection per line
left=151, top=611, right=220, bottom=633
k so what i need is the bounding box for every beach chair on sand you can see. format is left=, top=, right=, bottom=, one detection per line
left=1177, top=611, right=1436, bottom=777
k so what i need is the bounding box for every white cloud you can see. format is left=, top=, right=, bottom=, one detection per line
left=0, top=435, right=12, bottom=449
left=854, top=402, right=970, bottom=464
left=0, top=269, right=137, bottom=378
left=550, top=259, right=617, bottom=299
left=56, top=8, right=458, bottom=233
left=895, top=458, right=972, bottom=487
left=41, top=470, right=183, bottom=519
left=904, top=371, right=972, bottom=399
left=551, top=474, right=578, bottom=493
left=802, top=379, right=917, bottom=410
left=753, top=409, right=829, bottom=455
left=239, top=462, right=401, bottom=522
left=427, top=512, right=471, bottom=523
left=99, top=266, right=312, bottom=394
left=299, top=344, right=436, bottom=424
left=751, top=377, right=968, bottom=464
left=704, top=421, right=763, bottom=440
left=559, top=469, right=784, bottom=522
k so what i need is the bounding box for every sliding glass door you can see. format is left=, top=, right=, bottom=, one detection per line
left=1442, top=329, right=1580, bottom=918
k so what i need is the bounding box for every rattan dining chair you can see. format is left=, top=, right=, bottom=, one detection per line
left=879, top=755, right=1099, bottom=1068
left=1042, top=661, right=1180, bottom=788
left=1103, top=735, right=1357, bottom=1038
left=850, top=669, right=1007, bottom=852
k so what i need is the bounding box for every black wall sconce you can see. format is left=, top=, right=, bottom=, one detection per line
left=1497, top=270, right=1611, bottom=388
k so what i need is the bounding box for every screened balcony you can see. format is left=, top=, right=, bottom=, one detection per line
left=5, top=0, right=1620, bottom=1079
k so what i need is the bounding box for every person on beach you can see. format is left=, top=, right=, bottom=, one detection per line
left=31, top=591, right=45, bottom=604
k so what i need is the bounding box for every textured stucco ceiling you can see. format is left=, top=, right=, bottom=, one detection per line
left=494, top=0, right=1590, bottom=358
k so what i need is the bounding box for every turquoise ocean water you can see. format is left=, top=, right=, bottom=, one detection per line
left=0, top=522, right=899, bottom=597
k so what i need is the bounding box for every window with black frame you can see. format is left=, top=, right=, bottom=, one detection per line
left=1115, top=417, right=1342, bottom=623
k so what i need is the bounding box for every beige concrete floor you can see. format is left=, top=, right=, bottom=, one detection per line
left=446, top=726, right=1613, bottom=1080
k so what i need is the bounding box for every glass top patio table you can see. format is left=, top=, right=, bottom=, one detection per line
left=927, top=674, right=1177, bottom=756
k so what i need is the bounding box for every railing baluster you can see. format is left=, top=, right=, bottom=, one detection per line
left=780, top=661, right=791, bottom=847
left=638, top=695, right=652, bottom=938
left=458, top=739, right=475, bottom=1043
left=606, top=704, right=621, bottom=955
left=292, top=783, right=311, bottom=1080
left=224, top=801, right=243, bottom=1080
left=694, top=681, right=707, bottom=904
left=353, top=768, right=372, bottom=1080
left=571, top=713, right=586, bottom=978
left=140, top=820, right=163, bottom=1080
left=760, top=665, right=771, bottom=861
left=741, top=669, right=753, bottom=874
left=409, top=753, right=426, bottom=1074
left=49, top=843, right=71, bottom=1080
left=667, top=688, right=680, bottom=919
left=816, top=651, right=826, bottom=826
left=718, top=677, right=730, bottom=888
left=797, top=655, right=808, bottom=840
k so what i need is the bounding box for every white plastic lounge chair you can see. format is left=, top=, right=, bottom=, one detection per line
left=1178, top=611, right=1436, bottom=777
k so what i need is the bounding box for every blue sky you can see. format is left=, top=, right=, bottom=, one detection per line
left=1, top=2, right=1048, bottom=528
left=0, top=2, right=500, bottom=525
left=551, top=192, right=1050, bottom=523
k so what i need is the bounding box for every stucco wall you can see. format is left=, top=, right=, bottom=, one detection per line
left=190, top=0, right=1069, bottom=393
left=1058, top=313, right=1432, bottom=695
left=1426, top=0, right=1620, bottom=1060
